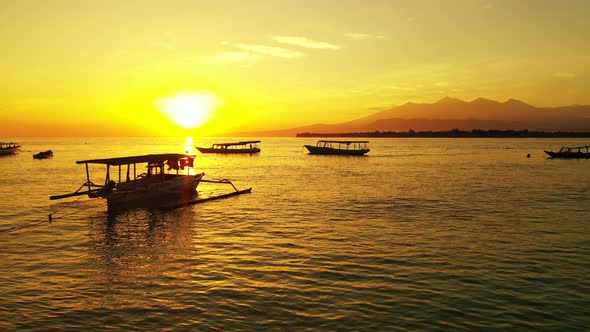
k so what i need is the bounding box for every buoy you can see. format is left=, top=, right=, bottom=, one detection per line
left=527, top=154, right=531, bottom=158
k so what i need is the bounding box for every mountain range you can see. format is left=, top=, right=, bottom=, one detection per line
left=238, top=97, right=590, bottom=136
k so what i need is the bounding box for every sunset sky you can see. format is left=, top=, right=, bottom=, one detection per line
left=1, top=0, right=589, bottom=136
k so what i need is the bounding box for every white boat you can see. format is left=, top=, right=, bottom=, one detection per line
left=304, top=140, right=370, bottom=155
left=0, top=142, right=21, bottom=155
left=196, top=140, right=261, bottom=154
left=544, top=145, right=590, bottom=159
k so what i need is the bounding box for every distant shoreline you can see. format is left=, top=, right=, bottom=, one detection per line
left=296, top=129, right=590, bottom=138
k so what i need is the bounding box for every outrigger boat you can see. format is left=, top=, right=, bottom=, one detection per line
left=0, top=142, right=21, bottom=155
left=50, top=153, right=251, bottom=211
left=196, top=140, right=261, bottom=154
left=304, top=140, right=370, bottom=156
left=544, top=145, right=590, bottom=159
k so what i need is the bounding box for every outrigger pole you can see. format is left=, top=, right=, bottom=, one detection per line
left=159, top=179, right=252, bottom=210
left=50, top=161, right=104, bottom=200
left=49, top=182, right=103, bottom=200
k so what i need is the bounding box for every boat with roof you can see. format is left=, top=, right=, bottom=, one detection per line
left=50, top=153, right=251, bottom=211
left=196, top=140, right=261, bottom=154
left=0, top=142, right=21, bottom=155
left=544, top=145, right=590, bottom=159
left=304, top=140, right=370, bottom=155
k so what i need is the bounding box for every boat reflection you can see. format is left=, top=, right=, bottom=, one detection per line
left=85, top=206, right=197, bottom=306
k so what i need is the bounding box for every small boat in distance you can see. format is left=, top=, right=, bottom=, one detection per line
left=0, top=142, right=21, bottom=155
left=51, top=153, right=204, bottom=211
left=196, top=140, right=261, bottom=154
left=304, top=140, right=370, bottom=156
left=33, top=150, right=53, bottom=159
left=544, top=145, right=590, bottom=159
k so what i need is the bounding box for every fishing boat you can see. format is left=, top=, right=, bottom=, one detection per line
left=33, top=150, right=53, bottom=159
left=544, top=145, right=590, bottom=159
left=196, top=140, right=261, bottom=154
left=304, top=140, right=370, bottom=155
left=0, top=142, right=21, bottom=155
left=50, top=153, right=251, bottom=211
left=50, top=153, right=202, bottom=210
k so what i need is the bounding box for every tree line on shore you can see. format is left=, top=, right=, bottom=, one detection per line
left=296, top=129, right=590, bottom=138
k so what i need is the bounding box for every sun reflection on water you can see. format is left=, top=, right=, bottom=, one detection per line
left=184, top=137, right=194, bottom=154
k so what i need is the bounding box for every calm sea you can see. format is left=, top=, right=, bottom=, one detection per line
left=1, top=137, right=589, bottom=331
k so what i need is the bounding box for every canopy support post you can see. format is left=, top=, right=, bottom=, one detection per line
left=85, top=163, right=91, bottom=192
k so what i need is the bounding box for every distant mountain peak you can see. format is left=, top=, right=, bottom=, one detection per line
left=471, top=97, right=499, bottom=104
left=402, top=102, right=417, bottom=106
left=504, top=98, right=532, bottom=107
left=435, top=96, right=465, bottom=104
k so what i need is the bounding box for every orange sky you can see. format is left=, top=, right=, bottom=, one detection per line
left=1, top=0, right=589, bottom=137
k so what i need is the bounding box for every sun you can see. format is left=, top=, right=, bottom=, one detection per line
left=156, top=91, right=222, bottom=129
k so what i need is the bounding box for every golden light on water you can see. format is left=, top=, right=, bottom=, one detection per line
left=184, top=137, right=194, bottom=154
left=156, top=91, right=222, bottom=129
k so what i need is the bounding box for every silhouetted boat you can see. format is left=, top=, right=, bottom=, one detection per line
left=196, top=140, right=261, bottom=154
left=51, top=153, right=204, bottom=210
left=544, top=145, right=590, bottom=159
left=33, top=150, right=53, bottom=159
left=304, top=140, right=370, bottom=155
left=50, top=153, right=251, bottom=211
left=0, top=142, right=21, bottom=155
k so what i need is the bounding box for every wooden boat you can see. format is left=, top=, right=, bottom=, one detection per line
left=304, top=140, right=370, bottom=155
left=33, top=150, right=53, bottom=159
left=0, top=142, right=21, bottom=155
left=50, top=153, right=251, bottom=211
left=196, top=140, right=261, bottom=154
left=544, top=145, right=590, bottom=159
left=51, top=153, right=204, bottom=211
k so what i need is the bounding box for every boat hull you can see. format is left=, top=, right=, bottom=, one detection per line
left=196, top=147, right=261, bottom=154
left=0, top=145, right=20, bottom=155
left=304, top=145, right=369, bottom=155
left=544, top=150, right=590, bottom=159
left=0, top=149, right=18, bottom=156
left=104, top=173, right=204, bottom=210
left=33, top=150, right=53, bottom=159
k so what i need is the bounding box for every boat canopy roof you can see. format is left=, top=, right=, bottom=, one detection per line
left=76, top=153, right=195, bottom=166
left=213, top=140, right=261, bottom=146
left=317, top=140, right=369, bottom=144
left=562, top=145, right=590, bottom=149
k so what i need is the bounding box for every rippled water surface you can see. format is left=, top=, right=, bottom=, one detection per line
left=1, top=137, right=589, bottom=331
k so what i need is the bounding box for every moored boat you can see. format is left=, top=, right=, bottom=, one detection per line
left=196, top=140, right=261, bottom=154
left=51, top=153, right=204, bottom=211
left=33, top=150, right=53, bottom=159
left=544, top=145, right=590, bottom=159
left=0, top=142, right=21, bottom=155
left=50, top=153, right=252, bottom=211
left=304, top=140, right=370, bottom=155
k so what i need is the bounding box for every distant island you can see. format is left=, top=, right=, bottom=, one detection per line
left=234, top=97, right=590, bottom=137
left=296, top=129, right=590, bottom=138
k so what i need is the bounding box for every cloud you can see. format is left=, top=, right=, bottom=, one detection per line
left=234, top=44, right=304, bottom=58
left=435, top=81, right=452, bottom=87
left=273, top=36, right=341, bottom=50
left=554, top=72, right=577, bottom=79
left=344, top=33, right=385, bottom=40
left=214, top=51, right=260, bottom=64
